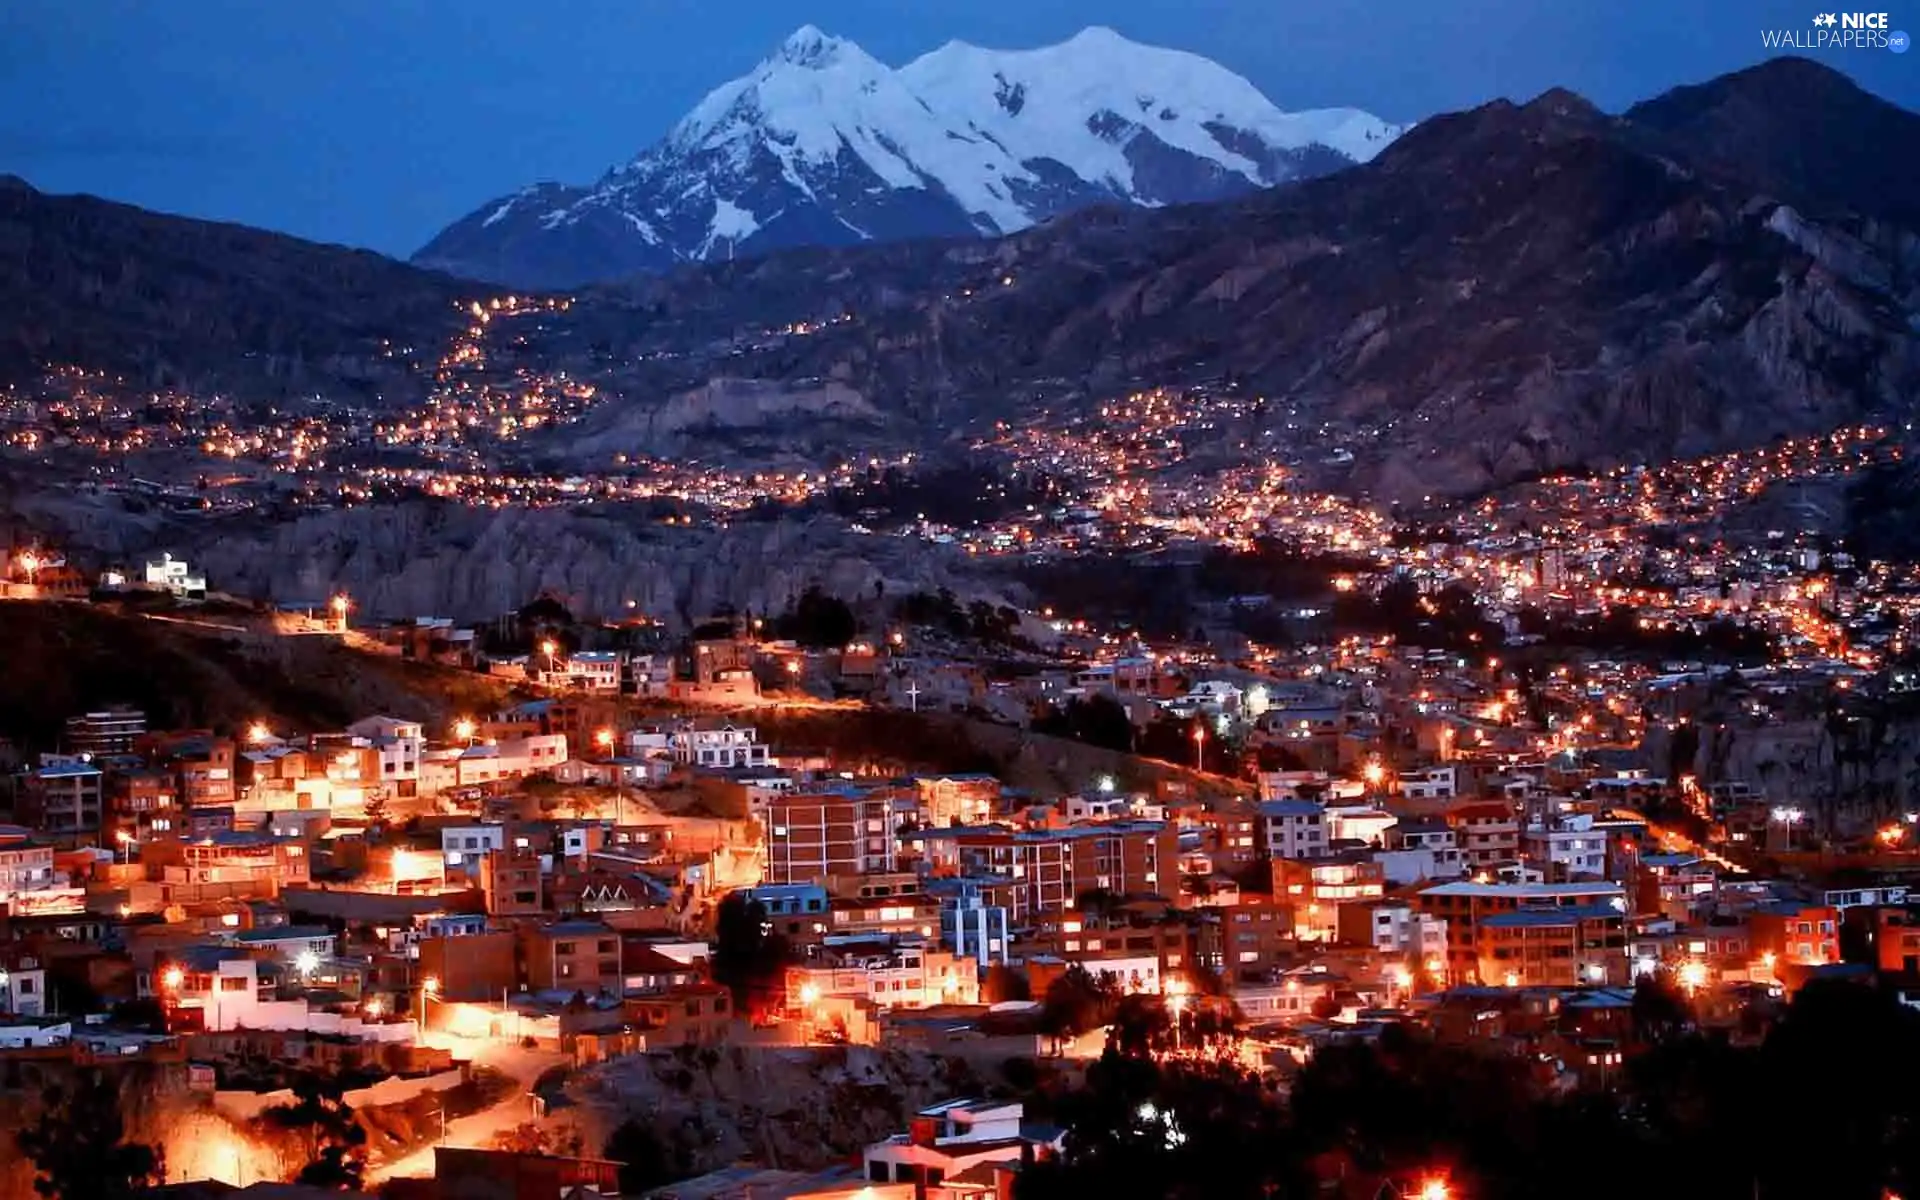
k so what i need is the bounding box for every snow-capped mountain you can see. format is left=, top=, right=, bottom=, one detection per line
left=414, top=25, right=1405, bottom=288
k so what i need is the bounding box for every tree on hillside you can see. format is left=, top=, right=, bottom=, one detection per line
left=17, top=1067, right=164, bottom=1200
left=774, top=585, right=858, bottom=649
left=263, top=1072, right=368, bottom=1189
left=712, top=893, right=789, bottom=1022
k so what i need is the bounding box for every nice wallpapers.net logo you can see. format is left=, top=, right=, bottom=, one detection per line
left=1762, top=12, right=1911, bottom=50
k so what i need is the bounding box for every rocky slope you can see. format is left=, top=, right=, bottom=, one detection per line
left=414, top=26, right=1401, bottom=288
left=168, top=503, right=1003, bottom=626
left=535, top=59, right=1920, bottom=501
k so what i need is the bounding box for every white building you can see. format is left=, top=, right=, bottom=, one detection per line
left=1522, top=815, right=1609, bottom=880
left=346, top=716, right=424, bottom=791
left=0, top=950, right=48, bottom=1017
left=1399, top=766, right=1459, bottom=801
left=670, top=723, right=771, bottom=769
left=1362, top=901, right=1450, bottom=961
left=142, top=552, right=207, bottom=598
left=441, top=824, right=506, bottom=867
left=862, top=1100, right=1062, bottom=1189
left=566, top=651, right=623, bottom=693
left=1258, top=798, right=1327, bottom=860
left=1325, top=804, right=1396, bottom=847
left=0, top=827, right=58, bottom=901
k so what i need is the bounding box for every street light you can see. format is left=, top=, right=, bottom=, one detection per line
left=114, top=829, right=135, bottom=865
left=1415, top=1177, right=1452, bottom=1200
left=595, top=728, right=615, bottom=755
left=295, top=950, right=320, bottom=977
left=1191, top=724, right=1205, bottom=771
left=18, top=551, right=40, bottom=585
left=247, top=722, right=273, bottom=746
left=162, top=966, right=184, bottom=991
left=420, top=974, right=441, bottom=1034
left=1363, top=760, right=1386, bottom=788
left=454, top=718, right=476, bottom=744
left=1165, top=977, right=1189, bottom=1053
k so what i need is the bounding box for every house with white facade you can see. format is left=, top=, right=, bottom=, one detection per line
left=142, top=552, right=207, bottom=599
left=1258, top=798, right=1327, bottom=860
left=670, top=722, right=771, bottom=769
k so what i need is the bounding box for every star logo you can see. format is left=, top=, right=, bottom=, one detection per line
left=1812, top=12, right=1838, bottom=26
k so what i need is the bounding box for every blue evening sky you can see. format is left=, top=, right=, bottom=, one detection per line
left=3, top=0, right=1914, bottom=256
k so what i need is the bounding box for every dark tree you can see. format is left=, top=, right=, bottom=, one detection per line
left=1630, top=970, right=1695, bottom=1046
left=712, top=893, right=789, bottom=1022
left=1040, top=965, right=1118, bottom=1039
left=606, top=1117, right=698, bottom=1194
left=775, top=585, right=857, bottom=649
left=17, top=1068, right=164, bottom=1200
left=263, top=1072, right=368, bottom=1189
left=1033, top=694, right=1135, bottom=753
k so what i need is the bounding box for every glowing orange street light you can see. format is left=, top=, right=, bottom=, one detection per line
left=18, top=551, right=40, bottom=584
left=1363, top=760, right=1386, bottom=788
left=595, top=728, right=615, bottom=754
left=247, top=722, right=273, bottom=746
left=453, top=718, right=476, bottom=743
left=1191, top=724, right=1205, bottom=771
left=1415, top=1177, right=1452, bottom=1200
left=162, top=966, right=184, bottom=991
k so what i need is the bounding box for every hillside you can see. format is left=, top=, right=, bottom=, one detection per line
left=535, top=58, right=1920, bottom=500
left=0, top=176, right=469, bottom=397
left=0, top=601, right=510, bottom=750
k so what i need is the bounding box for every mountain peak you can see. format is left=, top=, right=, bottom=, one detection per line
left=414, top=27, right=1405, bottom=288
left=776, top=24, right=853, bottom=68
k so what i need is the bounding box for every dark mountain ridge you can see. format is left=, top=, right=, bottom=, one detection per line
left=0, top=180, right=467, bottom=400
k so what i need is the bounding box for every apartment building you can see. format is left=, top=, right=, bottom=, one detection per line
left=764, top=787, right=900, bottom=884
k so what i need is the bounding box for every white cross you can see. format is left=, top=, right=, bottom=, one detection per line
left=905, top=680, right=921, bottom=713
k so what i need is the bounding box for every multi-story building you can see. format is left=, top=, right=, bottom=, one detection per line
left=1447, top=801, right=1521, bottom=869
left=940, top=887, right=1011, bottom=968
left=441, top=824, right=507, bottom=869
left=1340, top=900, right=1450, bottom=966
left=1258, top=798, right=1327, bottom=860
left=22, top=758, right=103, bottom=839
left=921, top=822, right=1176, bottom=921
left=1399, top=765, right=1459, bottom=802
left=1749, top=901, right=1840, bottom=970
left=523, top=920, right=624, bottom=995
left=0, top=826, right=58, bottom=903
left=1272, top=855, right=1386, bottom=941
left=1522, top=815, right=1608, bottom=881
left=911, top=774, right=1000, bottom=827
left=861, top=1100, right=1062, bottom=1190
left=141, top=732, right=237, bottom=810
left=565, top=651, right=624, bottom=692
left=1379, top=816, right=1467, bottom=883
left=0, top=946, right=48, bottom=1016
left=788, top=940, right=980, bottom=1011
left=666, top=720, right=770, bottom=769
left=346, top=716, right=425, bottom=796
left=1415, top=880, right=1626, bottom=983
left=764, top=787, right=899, bottom=884
left=1476, top=904, right=1627, bottom=987
left=145, top=832, right=310, bottom=901
left=63, top=707, right=147, bottom=756
left=1219, top=895, right=1296, bottom=975
left=105, top=768, right=177, bottom=841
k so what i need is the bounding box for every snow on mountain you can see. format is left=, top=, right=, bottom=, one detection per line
left=414, top=25, right=1406, bottom=288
